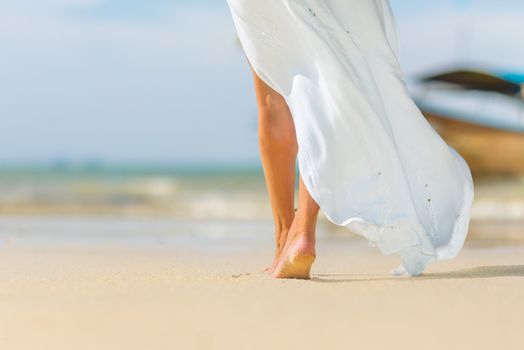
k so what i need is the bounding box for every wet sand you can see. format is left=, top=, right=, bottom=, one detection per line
left=0, top=217, right=523, bottom=350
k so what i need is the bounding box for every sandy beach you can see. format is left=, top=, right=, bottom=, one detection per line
left=3, top=0, right=524, bottom=348
left=1, top=216, right=523, bottom=350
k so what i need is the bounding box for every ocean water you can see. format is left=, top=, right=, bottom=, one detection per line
left=0, top=164, right=523, bottom=251
left=0, top=164, right=272, bottom=219
left=0, top=164, right=523, bottom=222
left=0, top=164, right=341, bottom=250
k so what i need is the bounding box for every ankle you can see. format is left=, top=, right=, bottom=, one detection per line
left=292, top=215, right=317, bottom=234
left=291, top=226, right=316, bottom=239
left=289, top=230, right=315, bottom=246
left=274, top=227, right=291, bottom=253
left=274, top=219, right=293, bottom=235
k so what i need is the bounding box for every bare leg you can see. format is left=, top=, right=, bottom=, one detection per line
left=271, top=176, right=320, bottom=279
left=251, top=68, right=298, bottom=273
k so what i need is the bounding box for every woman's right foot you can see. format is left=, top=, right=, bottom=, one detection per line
left=271, top=233, right=316, bottom=279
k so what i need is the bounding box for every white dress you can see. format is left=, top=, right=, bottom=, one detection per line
left=226, top=0, right=474, bottom=276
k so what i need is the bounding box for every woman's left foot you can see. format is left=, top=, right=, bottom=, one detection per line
left=262, top=229, right=290, bottom=275
left=262, top=254, right=280, bottom=275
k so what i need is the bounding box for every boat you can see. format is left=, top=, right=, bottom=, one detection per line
left=409, top=69, right=524, bottom=176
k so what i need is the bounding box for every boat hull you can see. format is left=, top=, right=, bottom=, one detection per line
left=424, top=112, right=524, bottom=176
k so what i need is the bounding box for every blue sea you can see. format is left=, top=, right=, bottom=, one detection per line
left=0, top=163, right=272, bottom=219
left=0, top=163, right=523, bottom=220
left=0, top=163, right=523, bottom=250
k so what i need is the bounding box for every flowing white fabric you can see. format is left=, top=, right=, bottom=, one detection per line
left=226, top=0, right=474, bottom=276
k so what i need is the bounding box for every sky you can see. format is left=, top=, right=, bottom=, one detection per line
left=1, top=0, right=524, bottom=166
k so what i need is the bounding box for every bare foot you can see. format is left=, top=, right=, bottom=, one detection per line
left=262, top=253, right=280, bottom=275
left=271, top=232, right=316, bottom=279
left=262, top=229, right=290, bottom=274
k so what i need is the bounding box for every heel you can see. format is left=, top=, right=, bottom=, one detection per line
left=277, top=253, right=316, bottom=280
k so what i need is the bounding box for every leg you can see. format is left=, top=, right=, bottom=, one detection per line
left=272, top=176, right=320, bottom=279
left=251, top=68, right=298, bottom=273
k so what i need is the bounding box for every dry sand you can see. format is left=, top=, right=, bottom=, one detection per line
left=0, top=218, right=523, bottom=350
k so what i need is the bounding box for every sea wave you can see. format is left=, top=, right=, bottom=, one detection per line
left=0, top=168, right=523, bottom=222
